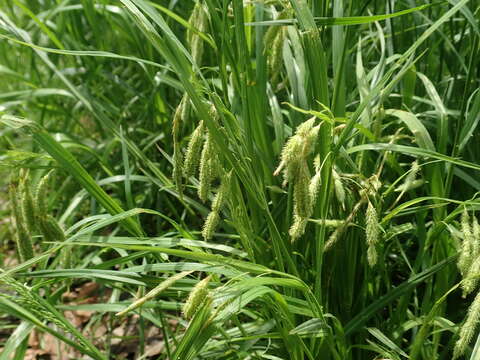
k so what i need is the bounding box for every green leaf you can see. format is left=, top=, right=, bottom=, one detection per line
left=347, top=143, right=480, bottom=171
left=289, top=318, right=329, bottom=338
left=344, top=256, right=456, bottom=335
left=247, top=3, right=436, bottom=26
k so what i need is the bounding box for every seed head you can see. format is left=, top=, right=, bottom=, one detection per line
left=184, top=121, right=205, bottom=178
left=293, top=163, right=312, bottom=219
left=273, top=118, right=320, bottom=242
left=324, top=230, right=339, bottom=251
left=295, top=117, right=316, bottom=137
left=289, top=215, right=308, bottom=241
left=301, top=124, right=320, bottom=158
left=367, top=246, right=378, bottom=268
left=172, top=94, right=189, bottom=139
left=198, top=134, right=214, bottom=202
left=407, top=161, right=420, bottom=182
left=35, top=170, right=53, bottom=216
left=472, top=216, right=480, bottom=258
left=463, top=256, right=480, bottom=296
left=454, top=290, right=480, bottom=359
left=459, top=210, right=475, bottom=276
left=172, top=95, right=189, bottom=196
left=274, top=136, right=302, bottom=182
left=332, top=169, right=345, bottom=209
left=39, top=215, right=65, bottom=243
left=268, top=27, right=286, bottom=85
left=187, top=1, right=208, bottom=66
left=20, top=179, right=36, bottom=233
left=202, top=210, right=220, bottom=240
left=309, top=170, right=322, bottom=205
left=365, top=201, right=379, bottom=267
left=9, top=184, right=34, bottom=262
left=274, top=117, right=318, bottom=185
left=211, top=171, right=232, bottom=213
left=183, top=275, right=212, bottom=319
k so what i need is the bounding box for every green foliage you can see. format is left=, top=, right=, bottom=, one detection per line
left=0, top=0, right=479, bottom=359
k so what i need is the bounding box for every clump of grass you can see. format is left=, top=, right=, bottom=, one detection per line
left=0, top=0, right=479, bottom=359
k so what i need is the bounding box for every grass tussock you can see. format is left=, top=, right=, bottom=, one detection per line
left=0, top=0, right=480, bottom=359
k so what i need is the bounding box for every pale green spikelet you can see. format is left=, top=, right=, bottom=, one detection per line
left=198, top=133, right=214, bottom=202
left=211, top=171, right=232, bottom=213
left=309, top=155, right=322, bottom=204
left=274, top=118, right=321, bottom=240
left=35, top=170, right=53, bottom=216
left=289, top=215, right=308, bottom=241
left=365, top=201, right=379, bottom=267
left=302, top=124, right=320, bottom=158
left=295, top=117, right=316, bottom=137
left=332, top=168, right=345, bottom=209
left=172, top=95, right=189, bottom=196
left=20, top=178, right=36, bottom=233
left=472, top=216, right=480, bottom=258
left=367, top=245, right=378, bottom=268
left=39, top=215, right=65, bottom=243
left=313, top=154, right=321, bottom=171
left=463, top=256, right=480, bottom=296
left=264, top=10, right=291, bottom=85
left=263, top=9, right=290, bottom=47
left=395, top=179, right=425, bottom=193
left=183, top=120, right=205, bottom=178
left=324, top=229, right=339, bottom=251
left=201, top=169, right=231, bottom=239
left=274, top=136, right=301, bottom=183
left=210, top=152, right=223, bottom=181
left=9, top=184, right=34, bottom=262
left=202, top=210, right=220, bottom=240
left=454, top=290, right=480, bottom=359
left=407, top=161, right=420, bottom=184
left=264, top=23, right=281, bottom=50
left=9, top=184, right=21, bottom=225
left=180, top=94, right=191, bottom=123
left=274, top=117, right=318, bottom=186
left=293, top=163, right=312, bottom=219
left=459, top=210, right=475, bottom=276
left=309, top=219, right=346, bottom=228
left=187, top=1, right=208, bottom=66
left=268, top=27, right=286, bottom=85
left=208, top=102, right=219, bottom=122
left=173, top=94, right=189, bottom=139
left=183, top=275, right=212, bottom=319
left=309, top=170, right=322, bottom=205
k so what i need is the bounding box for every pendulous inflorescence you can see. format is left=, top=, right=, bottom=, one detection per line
left=274, top=117, right=320, bottom=241
left=453, top=210, right=480, bottom=358
left=183, top=275, right=212, bottom=320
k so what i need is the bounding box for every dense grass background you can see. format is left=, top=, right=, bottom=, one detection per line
left=1, top=0, right=480, bottom=359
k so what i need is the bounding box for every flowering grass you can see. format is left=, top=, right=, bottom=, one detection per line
left=1, top=0, right=480, bottom=359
